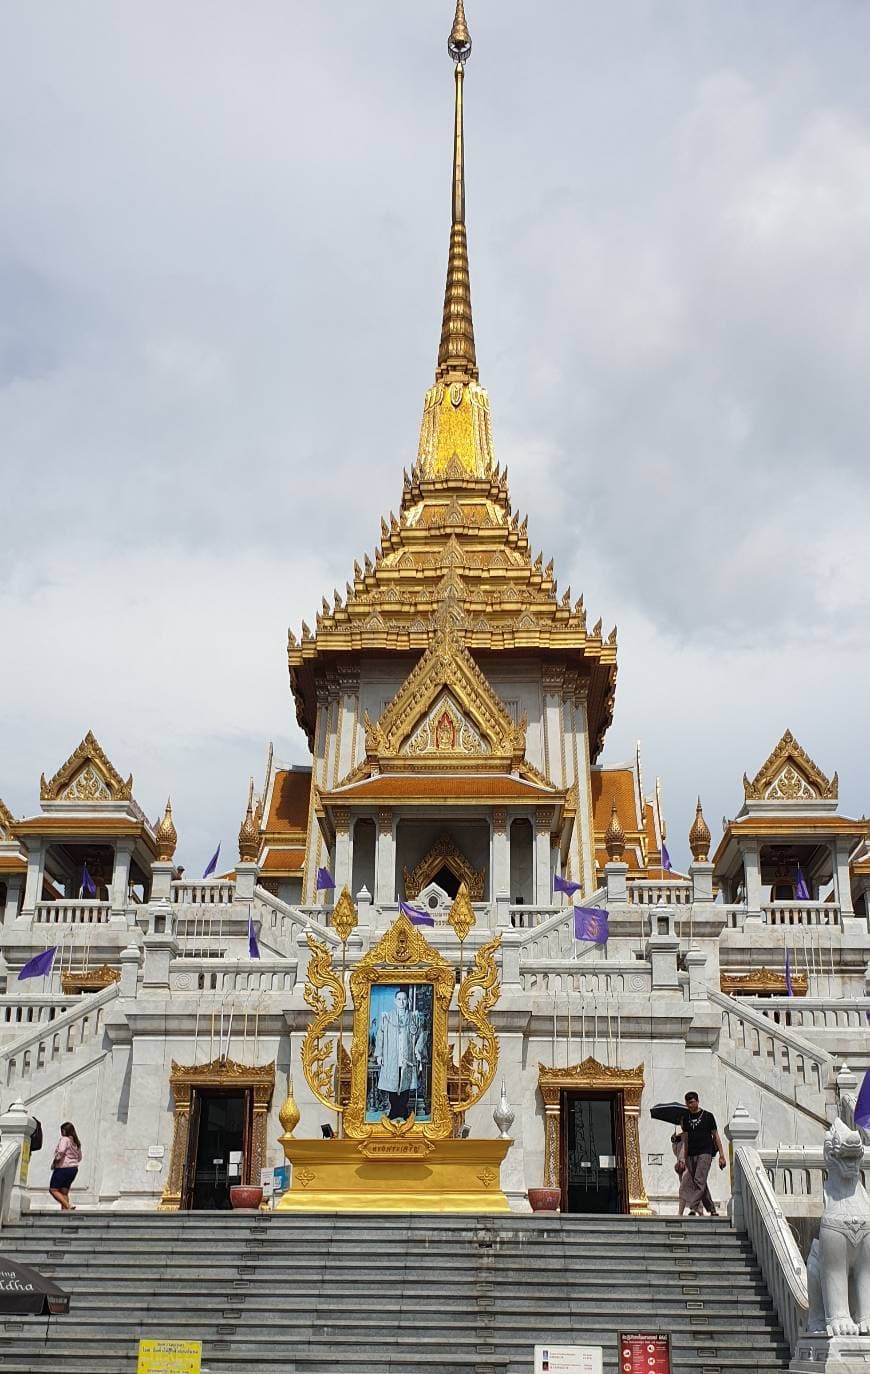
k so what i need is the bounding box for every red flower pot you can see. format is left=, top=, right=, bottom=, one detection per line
left=527, top=1187, right=561, bottom=1213
left=229, top=1185, right=263, bottom=1211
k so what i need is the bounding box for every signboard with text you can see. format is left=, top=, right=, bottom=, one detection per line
left=534, top=1346, right=603, bottom=1374
left=137, top=1339, right=202, bottom=1373
left=619, top=1332, right=671, bottom=1374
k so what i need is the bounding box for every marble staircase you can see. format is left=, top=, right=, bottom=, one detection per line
left=0, top=1211, right=791, bottom=1373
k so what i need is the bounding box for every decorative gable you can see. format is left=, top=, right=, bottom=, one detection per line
left=401, top=691, right=489, bottom=759
left=40, top=730, right=133, bottom=803
left=743, top=730, right=838, bottom=803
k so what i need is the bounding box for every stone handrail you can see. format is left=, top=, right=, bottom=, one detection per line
left=710, top=989, right=833, bottom=1097
left=508, top=906, right=560, bottom=930
left=32, top=900, right=110, bottom=925
left=515, top=890, right=608, bottom=958
left=170, top=880, right=235, bottom=905
left=0, top=982, right=119, bottom=1098
left=758, top=1145, right=870, bottom=1204
left=520, top=960, right=652, bottom=995
left=254, top=887, right=339, bottom=948
left=0, top=996, right=76, bottom=1034
left=626, top=880, right=692, bottom=906
left=748, top=997, right=870, bottom=1032
left=733, top=1142, right=808, bottom=1352
left=169, top=957, right=298, bottom=994
left=722, top=904, right=749, bottom=929
left=762, top=902, right=840, bottom=927
left=0, top=1140, right=21, bottom=1227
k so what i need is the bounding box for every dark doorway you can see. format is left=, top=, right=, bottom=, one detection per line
left=184, top=1089, right=251, bottom=1210
left=432, top=866, right=461, bottom=898
left=561, top=1090, right=627, bottom=1214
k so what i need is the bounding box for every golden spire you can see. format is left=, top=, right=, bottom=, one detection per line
left=155, top=798, right=177, bottom=863
left=689, top=797, right=712, bottom=863
left=437, top=1, right=477, bottom=384
left=238, top=781, right=259, bottom=864
left=605, top=801, right=626, bottom=860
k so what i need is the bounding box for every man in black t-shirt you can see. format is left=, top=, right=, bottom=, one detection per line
left=677, top=1091, right=727, bottom=1217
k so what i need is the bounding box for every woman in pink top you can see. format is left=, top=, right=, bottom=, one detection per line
left=48, top=1122, right=82, bottom=1211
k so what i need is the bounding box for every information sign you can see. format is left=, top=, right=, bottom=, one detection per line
left=533, top=1345, right=603, bottom=1374
left=618, top=1331, right=671, bottom=1374
left=137, top=1338, right=202, bottom=1373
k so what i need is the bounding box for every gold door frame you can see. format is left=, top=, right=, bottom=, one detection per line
left=538, top=1057, right=650, bottom=1216
left=160, top=1056, right=276, bottom=1211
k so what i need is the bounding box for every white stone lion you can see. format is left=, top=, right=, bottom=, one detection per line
left=806, top=1118, right=870, bottom=1336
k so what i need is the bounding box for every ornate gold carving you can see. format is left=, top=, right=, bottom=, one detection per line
left=492, top=807, right=507, bottom=832
left=332, top=806, right=351, bottom=835
left=301, top=934, right=346, bottom=1114
left=720, top=967, right=808, bottom=997
left=278, top=1076, right=301, bottom=1138
left=538, top=1058, right=650, bottom=1216
left=377, top=808, right=393, bottom=836
left=689, top=796, right=711, bottom=862
left=160, top=1057, right=275, bottom=1211
left=155, top=799, right=178, bottom=863
left=743, top=729, right=838, bottom=802
left=452, top=933, right=500, bottom=1113
left=238, top=789, right=259, bottom=863
left=331, top=886, right=359, bottom=945
left=605, top=801, right=626, bottom=860
left=40, top=730, right=133, bottom=803
left=403, top=835, right=485, bottom=901
left=447, top=881, right=477, bottom=943
left=60, top=965, right=121, bottom=995
left=403, top=691, right=489, bottom=757
left=296, top=1167, right=316, bottom=1188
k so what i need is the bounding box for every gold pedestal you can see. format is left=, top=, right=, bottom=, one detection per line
left=277, top=1137, right=512, bottom=1213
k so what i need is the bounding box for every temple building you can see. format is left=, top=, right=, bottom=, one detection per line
left=1, top=1, right=869, bottom=1229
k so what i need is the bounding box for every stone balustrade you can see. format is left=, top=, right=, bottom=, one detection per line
left=32, top=900, right=110, bottom=925
left=519, top=961, right=653, bottom=995
left=508, top=905, right=560, bottom=930
left=762, top=902, right=841, bottom=927
left=0, top=983, right=119, bottom=1095
left=0, top=1139, right=22, bottom=1227
left=169, top=958, right=298, bottom=994
left=749, top=997, right=870, bottom=1031
left=730, top=1136, right=809, bottom=1352
left=626, top=880, right=692, bottom=906
left=710, top=989, right=832, bottom=1097
left=170, top=880, right=235, bottom=906
left=758, top=1145, right=870, bottom=1204
left=255, top=888, right=340, bottom=948
left=0, top=996, right=75, bottom=1035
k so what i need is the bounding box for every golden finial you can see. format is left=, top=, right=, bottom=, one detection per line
left=605, top=801, right=626, bottom=860
left=448, top=0, right=472, bottom=64
left=331, top=886, right=359, bottom=945
left=689, top=797, right=712, bottom=863
left=436, top=0, right=477, bottom=384
left=447, top=881, right=476, bottom=943
left=238, top=782, right=259, bottom=864
left=278, top=1075, right=301, bottom=1138
left=155, top=798, right=177, bottom=863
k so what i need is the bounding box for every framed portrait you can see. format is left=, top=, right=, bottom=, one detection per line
left=366, top=983, right=435, bottom=1123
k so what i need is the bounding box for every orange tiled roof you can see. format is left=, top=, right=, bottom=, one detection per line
left=264, top=769, right=311, bottom=836
left=323, top=774, right=561, bottom=803
left=260, top=847, right=306, bottom=874
left=590, top=768, right=637, bottom=833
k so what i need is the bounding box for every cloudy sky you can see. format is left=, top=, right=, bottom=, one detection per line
left=2, top=1, right=869, bottom=873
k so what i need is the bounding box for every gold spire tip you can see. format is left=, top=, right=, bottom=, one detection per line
left=448, top=0, right=472, bottom=64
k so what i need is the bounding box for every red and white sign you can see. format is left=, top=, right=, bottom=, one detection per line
left=618, top=1332, right=671, bottom=1374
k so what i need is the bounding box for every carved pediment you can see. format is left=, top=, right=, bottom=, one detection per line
left=743, top=730, right=837, bottom=803
left=401, top=691, right=489, bottom=758
left=40, top=730, right=133, bottom=803
left=403, top=834, right=485, bottom=901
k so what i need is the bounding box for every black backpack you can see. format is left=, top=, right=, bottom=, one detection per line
left=30, top=1118, right=43, bottom=1153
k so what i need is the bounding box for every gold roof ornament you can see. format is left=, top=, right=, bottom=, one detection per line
left=604, top=801, right=626, bottom=860
left=40, top=729, right=133, bottom=803
left=155, top=799, right=178, bottom=863
left=278, top=1075, right=301, bottom=1138
left=743, top=729, right=838, bottom=803
left=689, top=796, right=712, bottom=862
left=447, top=880, right=477, bottom=943
left=238, top=784, right=259, bottom=863
left=330, top=886, right=359, bottom=945
left=448, top=0, right=472, bottom=63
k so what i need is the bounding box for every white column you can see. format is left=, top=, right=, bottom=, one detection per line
left=492, top=808, right=509, bottom=927
left=541, top=666, right=566, bottom=787
left=110, top=838, right=135, bottom=922
left=374, top=809, right=395, bottom=906
left=742, top=840, right=762, bottom=917
left=534, top=808, right=552, bottom=906
left=0, top=1100, right=36, bottom=1222
left=833, top=839, right=854, bottom=916
left=22, top=839, right=45, bottom=913
left=2, top=873, right=23, bottom=924
left=333, top=810, right=352, bottom=892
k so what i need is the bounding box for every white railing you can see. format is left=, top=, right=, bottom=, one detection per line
left=733, top=1143, right=808, bottom=1352
left=169, top=958, right=298, bottom=994
left=170, top=880, right=235, bottom=905
left=254, top=887, right=339, bottom=948
left=749, top=997, right=870, bottom=1032
left=763, top=903, right=840, bottom=927
left=627, top=880, right=692, bottom=906
left=520, top=962, right=652, bottom=995
left=33, top=900, right=110, bottom=925
left=722, top=904, right=748, bottom=929
left=0, top=997, right=76, bottom=1033
left=508, top=906, right=560, bottom=930
left=711, top=989, right=832, bottom=1104
left=175, top=911, right=249, bottom=958
left=757, top=1145, right=870, bottom=1204
left=0, top=1140, right=21, bottom=1227
left=517, top=891, right=608, bottom=959
left=0, top=983, right=119, bottom=1096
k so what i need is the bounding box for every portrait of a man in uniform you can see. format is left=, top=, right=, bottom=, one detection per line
left=367, top=985, right=432, bottom=1122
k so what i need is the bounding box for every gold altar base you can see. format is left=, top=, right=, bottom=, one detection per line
left=277, top=1137, right=512, bottom=1213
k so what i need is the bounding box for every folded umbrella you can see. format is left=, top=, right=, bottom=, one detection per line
left=650, top=1102, right=687, bottom=1127
left=0, top=1255, right=69, bottom=1315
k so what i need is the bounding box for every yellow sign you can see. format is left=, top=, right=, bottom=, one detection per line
left=18, top=1139, right=31, bottom=1184
left=137, top=1339, right=201, bottom=1373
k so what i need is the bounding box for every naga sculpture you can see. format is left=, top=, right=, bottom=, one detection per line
left=806, top=1118, right=870, bottom=1336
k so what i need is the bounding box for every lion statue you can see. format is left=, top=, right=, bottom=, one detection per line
left=806, top=1117, right=870, bottom=1336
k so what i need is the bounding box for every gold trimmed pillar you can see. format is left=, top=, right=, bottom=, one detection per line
left=537, top=1057, right=651, bottom=1215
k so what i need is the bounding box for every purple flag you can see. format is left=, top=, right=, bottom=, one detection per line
left=574, top=906, right=609, bottom=944
left=400, top=899, right=434, bottom=927
left=795, top=865, right=810, bottom=901
left=316, top=867, right=335, bottom=892
left=785, top=947, right=794, bottom=997
left=18, top=947, right=57, bottom=981
left=248, top=913, right=260, bottom=960
left=80, top=864, right=97, bottom=898
left=661, top=843, right=673, bottom=873
left=202, top=844, right=221, bottom=879
left=855, top=1071, right=870, bottom=1131
left=554, top=873, right=582, bottom=898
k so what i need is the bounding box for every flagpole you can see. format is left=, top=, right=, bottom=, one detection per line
left=194, top=1007, right=200, bottom=1065
left=566, top=991, right=571, bottom=1069
left=552, top=992, right=557, bottom=1068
